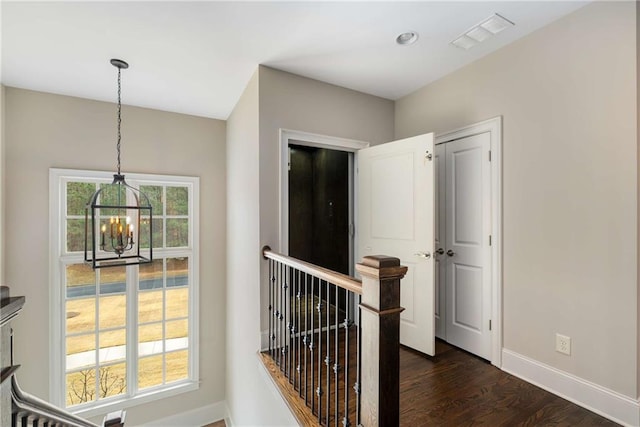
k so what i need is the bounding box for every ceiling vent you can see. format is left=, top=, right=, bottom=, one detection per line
left=451, top=13, right=514, bottom=50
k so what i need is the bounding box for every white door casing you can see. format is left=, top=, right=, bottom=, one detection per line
left=277, top=129, right=369, bottom=347
left=443, top=132, right=492, bottom=360
left=434, top=143, right=446, bottom=340
left=357, top=133, right=435, bottom=355
left=435, top=116, right=502, bottom=366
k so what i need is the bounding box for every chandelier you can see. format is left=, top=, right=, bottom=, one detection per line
left=84, top=59, right=153, bottom=269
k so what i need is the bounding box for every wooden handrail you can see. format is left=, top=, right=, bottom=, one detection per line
left=1, top=286, right=26, bottom=328
left=262, top=246, right=363, bottom=295
left=2, top=286, right=121, bottom=427
left=12, top=376, right=100, bottom=427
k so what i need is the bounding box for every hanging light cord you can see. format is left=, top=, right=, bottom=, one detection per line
left=116, top=65, right=122, bottom=176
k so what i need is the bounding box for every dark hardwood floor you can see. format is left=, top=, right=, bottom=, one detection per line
left=400, top=340, right=618, bottom=426
left=263, top=303, right=618, bottom=427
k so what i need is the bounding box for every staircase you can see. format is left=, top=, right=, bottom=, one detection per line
left=1, top=286, right=125, bottom=427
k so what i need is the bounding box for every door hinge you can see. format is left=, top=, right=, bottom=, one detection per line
left=488, top=150, right=492, bottom=162
left=489, top=235, right=492, bottom=246
left=288, top=147, right=292, bottom=171
left=489, top=320, right=492, bottom=331
left=349, top=223, right=355, bottom=238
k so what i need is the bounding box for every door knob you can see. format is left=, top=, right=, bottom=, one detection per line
left=414, top=252, right=431, bottom=259
left=435, top=248, right=444, bottom=255
left=446, top=249, right=455, bottom=257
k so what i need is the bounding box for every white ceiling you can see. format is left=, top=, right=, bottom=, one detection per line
left=1, top=1, right=588, bottom=120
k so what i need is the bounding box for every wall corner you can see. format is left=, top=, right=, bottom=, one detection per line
left=1, top=85, right=5, bottom=284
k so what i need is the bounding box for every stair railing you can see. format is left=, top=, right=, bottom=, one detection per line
left=261, top=247, right=407, bottom=427
left=1, top=286, right=124, bottom=427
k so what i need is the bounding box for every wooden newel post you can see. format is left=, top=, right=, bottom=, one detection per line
left=356, top=255, right=407, bottom=427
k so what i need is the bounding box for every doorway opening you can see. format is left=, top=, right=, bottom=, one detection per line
left=279, top=129, right=369, bottom=273
left=434, top=116, right=502, bottom=366
left=288, top=145, right=351, bottom=275
left=280, top=130, right=369, bottom=320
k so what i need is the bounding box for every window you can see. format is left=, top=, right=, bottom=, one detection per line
left=50, top=169, right=199, bottom=416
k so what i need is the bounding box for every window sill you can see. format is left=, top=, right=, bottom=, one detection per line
left=70, top=380, right=199, bottom=419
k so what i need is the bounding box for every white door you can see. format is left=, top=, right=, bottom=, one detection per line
left=357, top=133, right=435, bottom=355
left=444, top=132, right=492, bottom=360
left=434, top=143, right=446, bottom=340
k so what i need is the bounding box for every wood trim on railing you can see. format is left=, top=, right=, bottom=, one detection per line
left=357, top=255, right=407, bottom=427
left=262, top=246, right=363, bottom=295
left=1, top=287, right=26, bottom=328
left=0, top=365, right=20, bottom=386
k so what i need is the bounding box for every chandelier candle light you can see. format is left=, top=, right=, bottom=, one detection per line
left=84, top=58, right=153, bottom=269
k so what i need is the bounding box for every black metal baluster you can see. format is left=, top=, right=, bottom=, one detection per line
left=355, top=295, right=362, bottom=426
left=291, top=267, right=297, bottom=386
left=274, top=261, right=279, bottom=362
left=334, top=285, right=340, bottom=427
left=304, top=273, right=309, bottom=405
left=283, top=263, right=287, bottom=371
left=310, top=275, right=316, bottom=414
left=274, top=261, right=279, bottom=365
left=289, top=266, right=294, bottom=383
left=271, top=261, right=280, bottom=362
left=268, top=259, right=273, bottom=357
left=317, top=279, right=323, bottom=423
left=326, top=282, right=331, bottom=425
left=343, top=291, right=352, bottom=427
left=290, top=267, right=294, bottom=381
left=285, top=264, right=290, bottom=379
left=279, top=262, right=285, bottom=369
left=297, top=269, right=302, bottom=394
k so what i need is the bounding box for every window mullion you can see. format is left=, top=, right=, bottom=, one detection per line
left=127, top=229, right=139, bottom=399
left=94, top=269, right=101, bottom=402
left=188, top=183, right=197, bottom=381
left=162, top=258, right=167, bottom=385
left=125, top=177, right=138, bottom=399
left=163, top=185, right=167, bottom=249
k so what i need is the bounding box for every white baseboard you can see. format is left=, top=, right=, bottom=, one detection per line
left=137, top=401, right=227, bottom=427
left=260, top=329, right=269, bottom=351
left=224, top=403, right=235, bottom=427
left=502, top=349, right=639, bottom=427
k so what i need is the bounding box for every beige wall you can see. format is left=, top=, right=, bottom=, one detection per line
left=637, top=0, right=640, bottom=399
left=4, top=88, right=227, bottom=425
left=224, top=66, right=394, bottom=424
left=226, top=71, right=298, bottom=427
left=257, top=66, right=395, bottom=329
left=1, top=85, right=5, bottom=283
left=396, top=2, right=637, bottom=397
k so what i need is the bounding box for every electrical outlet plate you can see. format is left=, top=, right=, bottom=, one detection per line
left=556, top=333, right=571, bottom=355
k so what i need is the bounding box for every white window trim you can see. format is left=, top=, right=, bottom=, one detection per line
left=49, top=168, right=200, bottom=417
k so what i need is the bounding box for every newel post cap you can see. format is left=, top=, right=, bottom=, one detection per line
left=356, top=255, right=408, bottom=280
